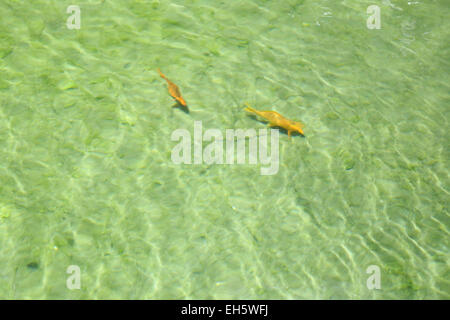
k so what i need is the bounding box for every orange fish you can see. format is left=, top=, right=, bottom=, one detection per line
left=245, top=103, right=305, bottom=137
left=157, top=68, right=187, bottom=107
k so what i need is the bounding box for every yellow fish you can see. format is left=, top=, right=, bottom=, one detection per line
left=245, top=103, right=305, bottom=137
left=157, top=68, right=188, bottom=108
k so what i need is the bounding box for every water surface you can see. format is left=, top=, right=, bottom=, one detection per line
left=0, top=0, right=448, bottom=299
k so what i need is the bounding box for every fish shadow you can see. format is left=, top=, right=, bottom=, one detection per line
left=172, top=102, right=190, bottom=114
left=246, top=114, right=305, bottom=138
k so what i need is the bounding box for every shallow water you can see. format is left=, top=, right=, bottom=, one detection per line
left=0, top=0, right=448, bottom=299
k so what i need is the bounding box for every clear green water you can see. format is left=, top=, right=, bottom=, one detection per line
left=0, top=0, right=448, bottom=299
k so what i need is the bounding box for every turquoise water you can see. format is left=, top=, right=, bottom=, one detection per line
left=0, top=0, right=448, bottom=299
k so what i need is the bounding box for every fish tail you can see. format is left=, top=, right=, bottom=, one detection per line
left=244, top=103, right=257, bottom=114
left=157, top=68, right=167, bottom=80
